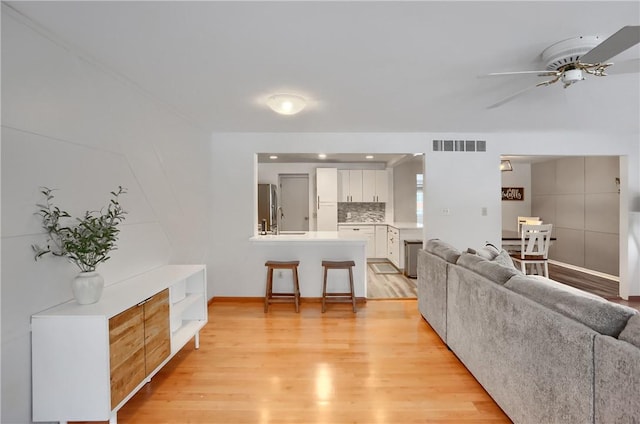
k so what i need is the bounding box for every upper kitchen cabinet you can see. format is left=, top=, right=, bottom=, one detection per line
left=339, top=170, right=363, bottom=202
left=316, top=168, right=338, bottom=203
left=362, top=170, right=388, bottom=203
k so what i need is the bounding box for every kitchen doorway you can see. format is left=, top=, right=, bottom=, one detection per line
left=278, top=174, right=310, bottom=232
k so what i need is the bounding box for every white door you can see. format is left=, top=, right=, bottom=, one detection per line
left=279, top=174, right=309, bottom=231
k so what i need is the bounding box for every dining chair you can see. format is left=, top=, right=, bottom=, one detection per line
left=517, top=216, right=541, bottom=234
left=510, top=224, right=553, bottom=278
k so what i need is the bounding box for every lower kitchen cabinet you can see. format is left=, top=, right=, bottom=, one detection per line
left=388, top=226, right=400, bottom=267
left=31, top=265, right=207, bottom=424
left=374, top=225, right=388, bottom=258
left=339, top=225, right=375, bottom=257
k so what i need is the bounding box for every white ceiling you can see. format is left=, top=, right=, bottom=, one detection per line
left=5, top=1, right=640, bottom=134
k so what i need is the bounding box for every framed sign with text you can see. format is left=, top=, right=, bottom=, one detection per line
left=502, top=187, right=524, bottom=201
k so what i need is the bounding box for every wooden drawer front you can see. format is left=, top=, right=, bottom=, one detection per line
left=109, top=305, right=145, bottom=408
left=144, top=289, right=171, bottom=374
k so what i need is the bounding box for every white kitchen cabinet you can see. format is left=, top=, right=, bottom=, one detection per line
left=339, top=225, right=375, bottom=257
left=338, top=170, right=363, bottom=202
left=362, top=170, right=388, bottom=202
left=31, top=265, right=207, bottom=424
left=316, top=167, right=338, bottom=203
left=375, top=225, right=388, bottom=258
left=317, top=201, right=338, bottom=231
left=387, top=226, right=400, bottom=267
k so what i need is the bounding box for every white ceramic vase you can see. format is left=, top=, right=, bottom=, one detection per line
left=72, top=271, right=105, bottom=305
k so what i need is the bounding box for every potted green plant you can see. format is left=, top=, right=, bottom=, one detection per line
left=32, top=186, right=127, bottom=304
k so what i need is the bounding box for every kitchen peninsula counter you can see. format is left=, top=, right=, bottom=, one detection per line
left=250, top=231, right=367, bottom=243
left=249, top=231, right=366, bottom=299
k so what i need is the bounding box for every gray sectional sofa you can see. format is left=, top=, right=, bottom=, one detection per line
left=417, top=239, right=640, bottom=424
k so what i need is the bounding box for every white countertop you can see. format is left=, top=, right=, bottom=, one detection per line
left=250, top=231, right=367, bottom=243
left=338, top=222, right=424, bottom=230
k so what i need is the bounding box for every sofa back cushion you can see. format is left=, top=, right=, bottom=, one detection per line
left=425, top=239, right=461, bottom=264
left=619, top=314, right=640, bottom=348
left=505, top=275, right=638, bottom=337
left=456, top=252, right=520, bottom=285
left=466, top=244, right=500, bottom=260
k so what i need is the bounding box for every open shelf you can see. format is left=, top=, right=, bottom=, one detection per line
left=171, top=319, right=207, bottom=353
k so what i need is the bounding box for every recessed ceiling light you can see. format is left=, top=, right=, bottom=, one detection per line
left=266, top=94, right=306, bottom=115
left=365, top=155, right=374, bottom=159
left=318, top=153, right=327, bottom=159
left=269, top=155, right=278, bottom=160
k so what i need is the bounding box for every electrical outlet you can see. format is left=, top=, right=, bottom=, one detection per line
left=278, top=270, right=283, bottom=278
left=481, top=207, right=488, bottom=216
left=347, top=212, right=352, bottom=219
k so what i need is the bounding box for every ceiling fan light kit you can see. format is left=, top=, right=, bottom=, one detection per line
left=485, top=25, right=640, bottom=108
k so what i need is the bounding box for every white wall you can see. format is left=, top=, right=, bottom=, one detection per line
left=501, top=163, right=532, bottom=231
left=531, top=156, right=620, bottom=276
left=211, top=132, right=640, bottom=301
left=393, top=156, right=423, bottom=223
left=1, top=9, right=212, bottom=423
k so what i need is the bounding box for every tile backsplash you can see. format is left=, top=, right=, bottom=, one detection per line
left=338, top=203, right=385, bottom=223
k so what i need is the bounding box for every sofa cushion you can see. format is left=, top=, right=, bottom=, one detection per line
left=493, top=249, right=522, bottom=273
left=425, top=239, right=460, bottom=264
left=456, top=252, right=520, bottom=285
left=505, top=275, right=638, bottom=337
left=466, top=245, right=500, bottom=260
left=619, top=314, right=640, bottom=348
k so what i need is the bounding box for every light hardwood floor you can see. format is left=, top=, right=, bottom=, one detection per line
left=78, top=300, right=510, bottom=424
left=367, top=262, right=417, bottom=299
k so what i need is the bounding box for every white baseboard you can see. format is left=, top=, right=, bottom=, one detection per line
left=548, top=260, right=619, bottom=282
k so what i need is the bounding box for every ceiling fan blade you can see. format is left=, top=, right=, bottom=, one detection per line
left=580, top=25, right=640, bottom=64
left=606, top=58, right=640, bottom=75
left=487, top=85, right=541, bottom=109
left=479, top=70, right=557, bottom=78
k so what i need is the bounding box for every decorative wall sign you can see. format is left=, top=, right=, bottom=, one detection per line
left=502, top=187, right=524, bottom=201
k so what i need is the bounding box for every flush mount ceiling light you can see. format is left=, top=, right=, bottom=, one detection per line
left=269, top=155, right=278, bottom=160
left=318, top=154, right=327, bottom=159
left=500, top=160, right=513, bottom=172
left=365, top=155, right=374, bottom=159
left=266, top=94, right=307, bottom=115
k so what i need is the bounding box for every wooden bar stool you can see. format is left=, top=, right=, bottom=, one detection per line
left=321, top=260, right=356, bottom=313
left=264, top=261, right=301, bottom=313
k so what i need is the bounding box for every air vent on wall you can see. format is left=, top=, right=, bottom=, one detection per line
left=432, top=140, right=486, bottom=152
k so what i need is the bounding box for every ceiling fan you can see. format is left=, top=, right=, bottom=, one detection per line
left=484, top=25, right=640, bottom=108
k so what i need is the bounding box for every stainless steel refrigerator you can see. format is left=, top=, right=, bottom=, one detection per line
left=258, top=184, right=278, bottom=231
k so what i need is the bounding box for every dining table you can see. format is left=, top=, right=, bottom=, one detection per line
left=501, top=230, right=557, bottom=250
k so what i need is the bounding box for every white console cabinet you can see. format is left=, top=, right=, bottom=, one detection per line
left=31, top=265, right=207, bottom=424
